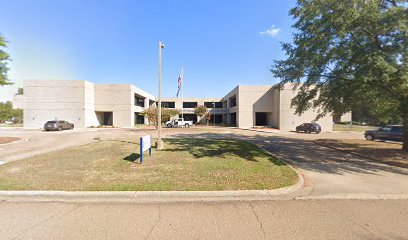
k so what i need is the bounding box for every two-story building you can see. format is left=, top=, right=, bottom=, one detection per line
left=19, top=79, right=344, bottom=131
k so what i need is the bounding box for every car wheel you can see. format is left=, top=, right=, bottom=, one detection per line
left=365, top=134, right=374, bottom=141
left=185, top=123, right=189, bottom=128
left=316, top=129, right=321, bottom=134
left=58, top=126, right=62, bottom=131
left=167, top=124, right=172, bottom=128
left=70, top=124, right=74, bottom=130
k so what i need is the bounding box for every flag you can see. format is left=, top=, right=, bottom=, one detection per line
left=176, top=73, right=182, bottom=97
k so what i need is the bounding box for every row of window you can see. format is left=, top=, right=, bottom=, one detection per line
left=136, top=99, right=233, bottom=109
left=161, top=101, right=224, bottom=109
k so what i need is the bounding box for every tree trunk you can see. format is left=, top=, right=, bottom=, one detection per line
left=401, top=98, right=408, bottom=152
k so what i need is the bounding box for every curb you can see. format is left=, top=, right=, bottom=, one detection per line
left=0, top=184, right=303, bottom=203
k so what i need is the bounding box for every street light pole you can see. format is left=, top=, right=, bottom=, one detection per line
left=157, top=41, right=165, bottom=149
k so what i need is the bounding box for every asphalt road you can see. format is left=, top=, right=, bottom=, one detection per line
left=1, top=200, right=407, bottom=240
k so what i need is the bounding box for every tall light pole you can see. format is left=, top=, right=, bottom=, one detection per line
left=157, top=41, right=165, bottom=149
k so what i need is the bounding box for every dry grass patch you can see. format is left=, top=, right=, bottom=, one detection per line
left=315, top=139, right=407, bottom=168
left=0, top=138, right=298, bottom=191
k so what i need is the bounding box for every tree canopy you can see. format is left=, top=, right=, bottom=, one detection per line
left=0, top=34, right=12, bottom=86
left=141, top=107, right=180, bottom=127
left=272, top=0, right=408, bottom=150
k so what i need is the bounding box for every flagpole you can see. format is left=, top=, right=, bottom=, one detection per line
left=181, top=65, right=184, bottom=120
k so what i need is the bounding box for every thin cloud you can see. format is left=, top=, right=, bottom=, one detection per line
left=259, top=25, right=281, bottom=38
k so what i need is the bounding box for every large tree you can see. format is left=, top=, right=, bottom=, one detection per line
left=272, top=0, right=408, bottom=151
left=0, top=34, right=12, bottom=85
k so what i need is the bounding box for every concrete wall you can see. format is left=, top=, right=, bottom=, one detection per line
left=237, top=85, right=274, bottom=128
left=84, top=81, right=99, bottom=127
left=94, top=84, right=133, bottom=127
left=23, top=80, right=88, bottom=128
left=278, top=84, right=334, bottom=132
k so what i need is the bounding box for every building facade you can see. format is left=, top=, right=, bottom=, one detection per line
left=20, top=79, right=337, bottom=131
left=22, top=80, right=155, bottom=128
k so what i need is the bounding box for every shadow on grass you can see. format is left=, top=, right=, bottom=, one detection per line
left=161, top=138, right=285, bottom=166
left=123, top=153, right=141, bottom=163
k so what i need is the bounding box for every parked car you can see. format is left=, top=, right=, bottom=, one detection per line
left=364, top=125, right=403, bottom=142
left=44, top=120, right=74, bottom=131
left=296, top=123, right=321, bottom=134
left=166, top=118, right=193, bottom=128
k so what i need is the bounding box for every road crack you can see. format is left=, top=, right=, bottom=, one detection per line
left=10, top=204, right=81, bottom=240
left=250, top=202, right=266, bottom=240
left=145, top=205, right=162, bottom=240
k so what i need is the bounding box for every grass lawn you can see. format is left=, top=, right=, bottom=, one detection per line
left=333, top=124, right=378, bottom=132
left=0, top=137, right=21, bottom=144
left=0, top=138, right=298, bottom=191
left=314, top=139, right=408, bottom=168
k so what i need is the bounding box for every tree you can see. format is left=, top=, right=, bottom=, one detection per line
left=271, top=0, right=408, bottom=151
left=0, top=34, right=12, bottom=85
left=17, top=87, right=23, bottom=95
left=0, top=101, right=22, bottom=123
left=194, top=105, right=211, bottom=125
left=141, top=106, right=180, bottom=128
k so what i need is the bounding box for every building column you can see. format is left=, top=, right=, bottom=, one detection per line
left=144, top=98, right=150, bottom=125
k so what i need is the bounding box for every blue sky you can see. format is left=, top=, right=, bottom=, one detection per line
left=0, top=0, right=297, bottom=101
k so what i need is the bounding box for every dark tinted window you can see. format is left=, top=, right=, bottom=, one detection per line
left=46, top=121, right=56, bottom=124
left=183, top=102, right=197, bottom=108
left=204, top=102, right=214, bottom=108
left=204, top=102, right=223, bottom=108
left=58, top=121, right=65, bottom=124
left=390, top=126, right=402, bottom=133
left=162, top=102, right=175, bottom=108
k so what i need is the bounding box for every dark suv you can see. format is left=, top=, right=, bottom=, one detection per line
left=44, top=120, right=74, bottom=131
left=364, top=125, right=403, bottom=142
left=296, top=123, right=321, bottom=134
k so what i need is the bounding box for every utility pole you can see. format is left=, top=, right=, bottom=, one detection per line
left=156, top=41, right=165, bottom=150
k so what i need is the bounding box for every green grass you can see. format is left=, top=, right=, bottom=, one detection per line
left=0, top=138, right=298, bottom=191
left=333, top=124, right=378, bottom=132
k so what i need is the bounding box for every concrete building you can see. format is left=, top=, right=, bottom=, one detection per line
left=23, top=80, right=155, bottom=128
left=161, top=97, right=226, bottom=124
left=21, top=79, right=335, bottom=131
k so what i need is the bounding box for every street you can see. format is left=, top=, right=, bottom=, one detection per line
left=1, top=199, right=407, bottom=240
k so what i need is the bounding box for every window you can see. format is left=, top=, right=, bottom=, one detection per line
left=390, top=126, right=402, bottom=133
left=230, top=97, right=236, bottom=107
left=204, top=102, right=224, bottom=108
left=135, top=97, right=145, bottom=107
left=183, top=102, right=197, bottom=108
left=161, top=102, right=175, bottom=108
left=204, top=102, right=214, bottom=108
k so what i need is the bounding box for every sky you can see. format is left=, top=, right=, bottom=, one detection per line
left=0, top=0, right=297, bottom=102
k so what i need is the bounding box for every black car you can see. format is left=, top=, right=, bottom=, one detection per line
left=296, top=123, right=321, bottom=134
left=44, top=120, right=74, bottom=131
left=364, top=125, right=403, bottom=142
